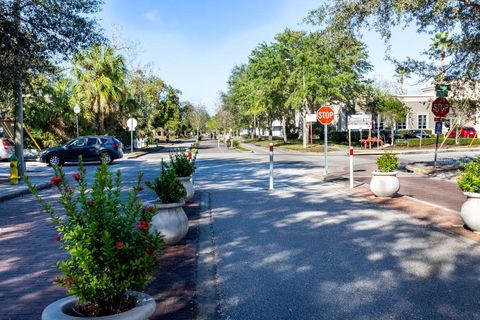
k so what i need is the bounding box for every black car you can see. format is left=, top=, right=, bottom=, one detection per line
left=39, top=136, right=124, bottom=166
left=405, top=130, right=431, bottom=139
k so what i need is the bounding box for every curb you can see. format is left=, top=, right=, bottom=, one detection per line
left=0, top=181, right=52, bottom=203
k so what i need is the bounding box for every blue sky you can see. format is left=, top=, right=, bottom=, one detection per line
left=99, top=0, right=431, bottom=113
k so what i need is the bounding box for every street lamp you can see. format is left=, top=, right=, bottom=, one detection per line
left=73, top=105, right=80, bottom=137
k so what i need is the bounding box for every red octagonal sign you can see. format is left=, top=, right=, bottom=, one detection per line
left=431, top=98, right=451, bottom=118
left=317, top=105, right=335, bottom=125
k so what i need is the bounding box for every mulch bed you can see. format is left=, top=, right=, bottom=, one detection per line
left=146, top=195, right=201, bottom=320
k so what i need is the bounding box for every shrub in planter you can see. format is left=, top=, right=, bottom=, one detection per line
left=169, top=150, right=195, bottom=178
left=376, top=153, right=399, bottom=172
left=26, top=161, right=164, bottom=317
left=232, top=140, right=240, bottom=148
left=458, top=157, right=480, bottom=193
left=146, top=163, right=188, bottom=245
left=457, top=157, right=480, bottom=231
left=146, top=163, right=186, bottom=203
left=371, top=153, right=400, bottom=197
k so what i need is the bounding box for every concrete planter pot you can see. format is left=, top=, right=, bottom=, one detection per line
left=147, top=200, right=188, bottom=245
left=178, top=176, right=194, bottom=202
left=370, top=171, right=400, bottom=198
left=42, top=291, right=155, bottom=320
left=460, top=192, right=480, bottom=231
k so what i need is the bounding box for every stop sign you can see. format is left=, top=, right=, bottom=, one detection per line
left=431, top=98, right=451, bottom=117
left=317, top=105, right=335, bottom=125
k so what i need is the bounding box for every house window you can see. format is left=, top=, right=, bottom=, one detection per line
left=418, top=114, right=427, bottom=129
left=397, top=122, right=406, bottom=130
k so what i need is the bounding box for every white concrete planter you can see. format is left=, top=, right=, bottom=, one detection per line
left=460, top=192, right=480, bottom=231
left=370, top=171, right=400, bottom=198
left=178, top=176, right=194, bottom=202
left=42, top=291, right=155, bottom=320
left=147, top=200, right=188, bottom=245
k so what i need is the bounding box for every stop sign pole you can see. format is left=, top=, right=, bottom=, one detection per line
left=317, top=105, right=335, bottom=175
left=431, top=98, right=451, bottom=167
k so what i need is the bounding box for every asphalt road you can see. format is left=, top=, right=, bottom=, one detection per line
left=196, top=140, right=480, bottom=320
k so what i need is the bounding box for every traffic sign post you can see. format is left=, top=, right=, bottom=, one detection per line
left=127, top=118, right=138, bottom=154
left=431, top=99, right=450, bottom=167
left=317, top=105, right=335, bottom=176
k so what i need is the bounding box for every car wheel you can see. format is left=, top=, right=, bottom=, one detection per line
left=47, top=154, right=63, bottom=166
left=100, top=152, right=113, bottom=164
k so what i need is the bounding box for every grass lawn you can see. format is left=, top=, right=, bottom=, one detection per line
left=243, top=139, right=337, bottom=153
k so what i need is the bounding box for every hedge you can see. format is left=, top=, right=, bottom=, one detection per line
left=396, top=138, right=480, bottom=147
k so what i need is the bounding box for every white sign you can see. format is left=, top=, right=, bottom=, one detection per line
left=347, top=114, right=372, bottom=130
left=73, top=105, right=81, bottom=114
left=305, top=113, right=317, bottom=123
left=127, top=118, right=138, bottom=131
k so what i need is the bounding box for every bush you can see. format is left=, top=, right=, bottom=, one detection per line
left=232, top=139, right=240, bottom=148
left=169, top=150, right=195, bottom=177
left=377, top=153, right=399, bottom=172
left=458, top=157, right=480, bottom=193
left=146, top=162, right=186, bottom=203
left=26, top=161, right=164, bottom=316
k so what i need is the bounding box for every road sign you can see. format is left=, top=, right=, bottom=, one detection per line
left=435, top=84, right=450, bottom=98
left=347, top=114, right=372, bottom=130
left=305, top=113, right=317, bottom=123
left=127, top=118, right=138, bottom=131
left=435, top=121, right=443, bottom=134
left=73, top=105, right=81, bottom=114
left=432, top=98, right=451, bottom=117
left=317, top=105, right=335, bottom=125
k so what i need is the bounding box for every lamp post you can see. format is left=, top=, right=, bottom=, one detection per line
left=73, top=105, right=80, bottom=137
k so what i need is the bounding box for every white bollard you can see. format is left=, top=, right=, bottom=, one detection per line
left=269, top=143, right=274, bottom=190
left=349, top=147, right=354, bottom=189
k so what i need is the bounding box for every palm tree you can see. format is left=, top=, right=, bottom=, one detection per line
left=394, top=66, right=411, bottom=94
left=430, top=32, right=452, bottom=81
left=72, top=45, right=126, bottom=133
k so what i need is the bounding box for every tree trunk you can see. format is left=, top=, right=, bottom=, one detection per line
left=282, top=114, right=288, bottom=143
left=253, top=113, right=257, bottom=139
left=13, top=0, right=25, bottom=176
left=268, top=116, right=273, bottom=141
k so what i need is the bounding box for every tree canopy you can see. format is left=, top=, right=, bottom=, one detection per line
left=307, top=0, right=480, bottom=82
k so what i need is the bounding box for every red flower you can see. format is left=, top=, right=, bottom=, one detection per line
left=143, top=205, right=154, bottom=213
left=72, top=172, right=81, bottom=181
left=137, top=184, right=144, bottom=191
left=50, top=176, right=63, bottom=186
left=115, top=241, right=124, bottom=250
left=54, top=234, right=61, bottom=242
left=145, top=247, right=155, bottom=255
left=136, top=220, right=149, bottom=231
left=87, top=200, right=95, bottom=207
left=64, top=277, right=74, bottom=286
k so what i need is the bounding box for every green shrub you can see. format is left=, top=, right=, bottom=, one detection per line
left=457, top=157, right=480, bottom=193
left=26, top=161, right=164, bottom=316
left=377, top=153, right=399, bottom=172
left=232, top=139, right=240, bottom=148
left=169, top=150, right=195, bottom=177
left=146, top=163, right=186, bottom=203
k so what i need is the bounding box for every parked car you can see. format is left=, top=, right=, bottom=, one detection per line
left=404, top=130, right=431, bottom=139
left=39, top=136, right=124, bottom=166
left=0, top=137, right=14, bottom=160
left=448, top=127, right=477, bottom=138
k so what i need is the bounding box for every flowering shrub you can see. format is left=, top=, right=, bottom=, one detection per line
left=146, top=162, right=186, bottom=203
left=26, top=161, right=164, bottom=316
left=169, top=149, right=196, bottom=177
